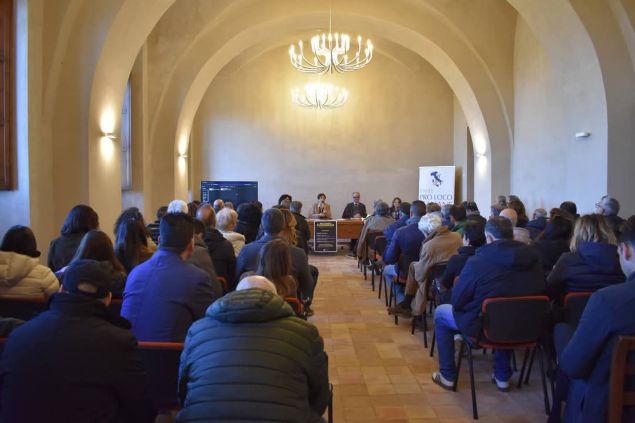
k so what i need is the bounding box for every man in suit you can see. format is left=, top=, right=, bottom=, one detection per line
left=236, top=208, right=314, bottom=305
left=342, top=192, right=367, bottom=257
left=553, top=218, right=635, bottom=422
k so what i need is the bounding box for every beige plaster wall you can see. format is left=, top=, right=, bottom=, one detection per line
left=512, top=16, right=607, bottom=215
left=191, top=46, right=454, bottom=215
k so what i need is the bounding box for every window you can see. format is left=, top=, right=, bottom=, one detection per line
left=121, top=79, right=132, bottom=190
left=0, top=0, right=13, bottom=190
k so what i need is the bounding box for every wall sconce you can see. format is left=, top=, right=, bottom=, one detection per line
left=475, top=152, right=486, bottom=159
left=575, top=132, right=591, bottom=139
left=103, top=132, right=117, bottom=140
left=178, top=153, right=188, bottom=159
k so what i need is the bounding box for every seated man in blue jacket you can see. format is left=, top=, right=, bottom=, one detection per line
left=384, top=201, right=413, bottom=245
left=236, top=208, right=314, bottom=305
left=432, top=217, right=545, bottom=391
left=382, top=201, right=427, bottom=304
left=122, top=212, right=217, bottom=342
left=553, top=218, right=635, bottom=422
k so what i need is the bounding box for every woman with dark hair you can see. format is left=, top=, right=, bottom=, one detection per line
left=278, top=194, right=292, bottom=209
left=310, top=193, right=332, bottom=219
left=257, top=239, right=297, bottom=298
left=0, top=226, right=59, bottom=297
left=507, top=199, right=529, bottom=228
left=389, top=197, right=402, bottom=220
left=58, top=230, right=127, bottom=296
left=115, top=219, right=154, bottom=273
left=235, top=203, right=262, bottom=244
left=534, top=215, right=573, bottom=273
left=48, top=204, right=99, bottom=271
left=547, top=214, right=625, bottom=303
left=114, top=207, right=157, bottom=251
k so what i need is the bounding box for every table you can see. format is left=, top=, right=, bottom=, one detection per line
left=307, top=218, right=364, bottom=240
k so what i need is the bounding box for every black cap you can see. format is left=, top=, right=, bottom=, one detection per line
left=63, top=259, right=113, bottom=298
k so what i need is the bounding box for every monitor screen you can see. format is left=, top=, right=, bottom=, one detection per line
left=201, top=181, right=258, bottom=206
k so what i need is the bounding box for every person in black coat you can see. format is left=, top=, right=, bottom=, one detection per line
left=47, top=204, right=100, bottom=271
left=235, top=202, right=262, bottom=244
left=236, top=209, right=314, bottom=302
left=177, top=276, right=329, bottom=423
left=0, top=259, right=155, bottom=423
left=290, top=201, right=311, bottom=255
left=197, top=203, right=237, bottom=288
left=547, top=214, right=625, bottom=303
left=526, top=208, right=548, bottom=239
left=534, top=215, right=572, bottom=274
left=437, top=219, right=486, bottom=304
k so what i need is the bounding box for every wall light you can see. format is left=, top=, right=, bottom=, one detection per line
left=475, top=152, right=486, bottom=159
left=103, top=132, right=117, bottom=140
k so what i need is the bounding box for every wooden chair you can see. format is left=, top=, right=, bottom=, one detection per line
left=285, top=297, right=307, bottom=320
left=137, top=341, right=184, bottom=412
left=563, top=291, right=593, bottom=328
left=609, top=336, right=635, bottom=423
left=453, top=296, right=551, bottom=419
left=0, top=295, right=48, bottom=320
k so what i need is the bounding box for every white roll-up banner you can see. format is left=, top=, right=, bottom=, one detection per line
left=419, top=166, right=456, bottom=205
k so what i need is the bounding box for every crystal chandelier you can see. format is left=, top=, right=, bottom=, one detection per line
left=290, top=83, right=349, bottom=109
left=289, top=14, right=373, bottom=74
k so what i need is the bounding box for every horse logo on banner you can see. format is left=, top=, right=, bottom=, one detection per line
left=431, top=171, right=443, bottom=187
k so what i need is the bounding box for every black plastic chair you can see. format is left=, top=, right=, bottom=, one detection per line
left=0, top=296, right=48, bottom=320
left=387, top=255, right=415, bottom=325
left=453, top=296, right=551, bottom=419
left=411, top=264, right=446, bottom=349
left=563, top=291, right=592, bottom=328
left=367, top=233, right=387, bottom=291
left=137, top=341, right=184, bottom=412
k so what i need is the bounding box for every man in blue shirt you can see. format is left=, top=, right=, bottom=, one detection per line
left=122, top=212, right=217, bottom=342
left=384, top=202, right=412, bottom=245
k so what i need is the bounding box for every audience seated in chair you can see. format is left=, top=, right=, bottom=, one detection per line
left=382, top=200, right=427, bottom=305
left=146, top=205, right=167, bottom=245
left=58, top=230, right=126, bottom=297
left=356, top=201, right=394, bottom=262
left=546, top=214, right=625, bottom=304
left=464, top=201, right=487, bottom=226
left=188, top=220, right=223, bottom=299
left=526, top=208, right=548, bottom=240
left=256, top=239, right=298, bottom=298
left=197, top=203, right=236, bottom=289
left=500, top=208, right=532, bottom=245
left=595, top=195, right=625, bottom=238
left=48, top=204, right=100, bottom=272
left=0, top=259, right=156, bottom=423
left=449, top=205, right=468, bottom=236
left=217, top=207, right=246, bottom=257
left=384, top=201, right=412, bottom=245
left=0, top=225, right=59, bottom=298
left=234, top=202, right=262, bottom=244
left=236, top=208, right=315, bottom=309
left=177, top=275, right=329, bottom=423
left=533, top=215, right=573, bottom=274
left=122, top=212, right=218, bottom=342
left=432, top=217, right=545, bottom=391
left=290, top=201, right=311, bottom=255
left=114, top=207, right=157, bottom=252
left=437, top=219, right=486, bottom=304
left=115, top=219, right=154, bottom=274
left=508, top=198, right=529, bottom=228
left=389, top=212, right=462, bottom=318
left=551, top=219, right=635, bottom=422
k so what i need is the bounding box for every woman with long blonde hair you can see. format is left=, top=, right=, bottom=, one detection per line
left=279, top=208, right=298, bottom=247
left=547, top=214, right=624, bottom=303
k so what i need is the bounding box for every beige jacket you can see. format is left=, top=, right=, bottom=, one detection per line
left=356, top=215, right=395, bottom=261
left=310, top=202, right=332, bottom=219
left=0, top=251, right=59, bottom=297
left=220, top=230, right=246, bottom=257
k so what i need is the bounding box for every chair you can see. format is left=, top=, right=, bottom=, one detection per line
left=453, top=296, right=551, bottom=419
left=411, top=264, right=446, bottom=349
left=366, top=232, right=386, bottom=291
left=285, top=296, right=307, bottom=320
left=387, top=255, right=415, bottom=325
left=327, top=383, right=334, bottom=423
left=609, top=336, right=635, bottom=423
left=563, top=291, right=593, bottom=328
left=0, top=295, right=48, bottom=320
left=137, top=341, right=184, bottom=412
left=430, top=276, right=459, bottom=358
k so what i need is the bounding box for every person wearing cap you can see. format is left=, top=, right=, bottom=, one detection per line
left=122, top=212, right=217, bottom=342
left=0, top=225, right=59, bottom=297
left=176, top=275, right=330, bottom=423
left=0, top=259, right=156, bottom=423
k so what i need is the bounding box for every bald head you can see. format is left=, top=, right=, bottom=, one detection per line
left=236, top=275, right=277, bottom=294
left=500, top=208, right=518, bottom=227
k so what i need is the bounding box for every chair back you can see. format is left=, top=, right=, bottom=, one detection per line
left=374, top=236, right=388, bottom=257
left=563, top=292, right=592, bottom=328
left=285, top=297, right=306, bottom=319
left=366, top=231, right=384, bottom=256
left=0, top=295, right=48, bottom=320
left=610, top=336, right=635, bottom=423
left=481, top=296, right=550, bottom=344
left=137, top=341, right=184, bottom=411
left=397, top=254, right=416, bottom=284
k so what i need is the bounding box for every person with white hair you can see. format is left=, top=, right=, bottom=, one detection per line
left=388, top=211, right=462, bottom=318
left=216, top=208, right=245, bottom=256
left=500, top=208, right=532, bottom=245
left=167, top=199, right=188, bottom=214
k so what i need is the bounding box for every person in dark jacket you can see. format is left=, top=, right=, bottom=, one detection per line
left=146, top=205, right=167, bottom=245
left=534, top=215, right=572, bottom=274
left=526, top=208, right=548, bottom=239
left=464, top=201, right=487, bottom=226
left=342, top=192, right=367, bottom=256
left=47, top=204, right=100, bottom=271
left=449, top=205, right=468, bottom=236
left=236, top=208, right=314, bottom=302
left=197, top=203, right=237, bottom=288
left=595, top=195, right=625, bottom=238
left=0, top=259, right=156, bottom=423
left=382, top=200, right=426, bottom=304
left=432, top=217, right=545, bottom=391
left=547, top=214, right=624, bottom=303
left=384, top=201, right=412, bottom=245
left=437, top=219, right=486, bottom=304
left=550, top=220, right=635, bottom=423
left=290, top=201, right=311, bottom=255
left=122, top=212, right=218, bottom=342
left=177, top=276, right=329, bottom=422
left=188, top=219, right=223, bottom=298
left=235, top=202, right=263, bottom=244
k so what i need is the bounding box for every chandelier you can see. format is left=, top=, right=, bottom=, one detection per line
left=289, top=12, right=373, bottom=74
left=290, top=83, right=349, bottom=109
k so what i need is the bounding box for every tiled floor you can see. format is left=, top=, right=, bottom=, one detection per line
left=310, top=252, right=548, bottom=423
